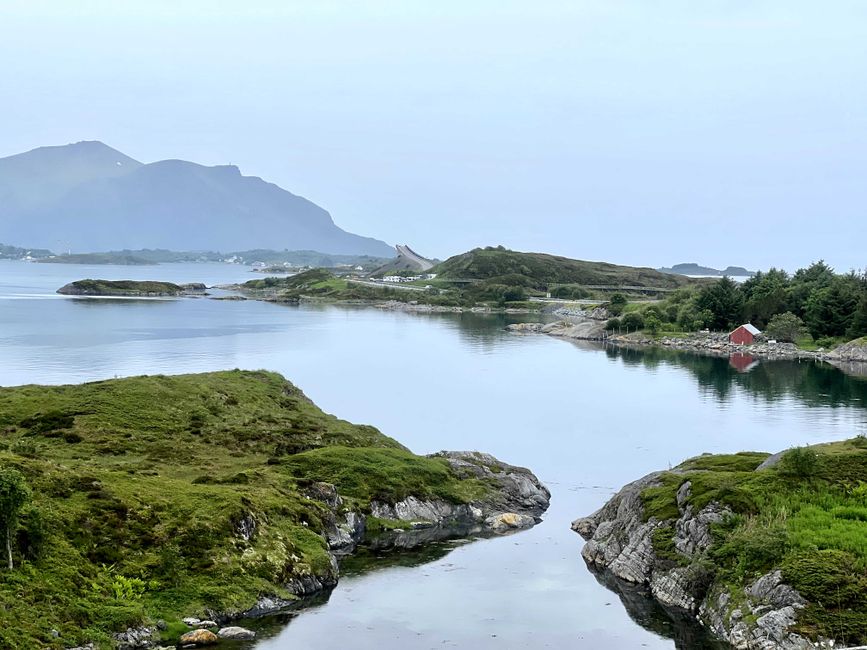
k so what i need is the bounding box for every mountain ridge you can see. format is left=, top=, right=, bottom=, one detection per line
left=0, top=141, right=392, bottom=257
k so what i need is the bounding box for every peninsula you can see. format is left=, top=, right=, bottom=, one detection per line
left=0, top=370, right=549, bottom=648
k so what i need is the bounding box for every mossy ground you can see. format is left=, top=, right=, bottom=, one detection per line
left=0, top=370, right=490, bottom=649
left=642, top=439, right=867, bottom=644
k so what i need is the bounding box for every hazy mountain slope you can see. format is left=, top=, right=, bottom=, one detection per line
left=0, top=141, right=140, bottom=217
left=0, top=142, right=392, bottom=256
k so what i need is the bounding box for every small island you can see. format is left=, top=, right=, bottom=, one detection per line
left=57, top=279, right=207, bottom=297
left=0, top=370, right=549, bottom=648
left=574, top=439, right=867, bottom=648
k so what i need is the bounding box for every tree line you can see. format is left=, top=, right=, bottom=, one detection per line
left=605, top=261, right=867, bottom=345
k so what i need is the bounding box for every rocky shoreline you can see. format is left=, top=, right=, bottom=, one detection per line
left=508, top=318, right=867, bottom=368
left=572, top=470, right=828, bottom=650
left=102, top=451, right=550, bottom=650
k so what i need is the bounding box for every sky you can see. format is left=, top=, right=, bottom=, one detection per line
left=1, top=0, right=865, bottom=272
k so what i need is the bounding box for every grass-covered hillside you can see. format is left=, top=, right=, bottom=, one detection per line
left=0, top=371, right=491, bottom=648
left=643, top=439, right=867, bottom=644
left=433, top=247, right=695, bottom=291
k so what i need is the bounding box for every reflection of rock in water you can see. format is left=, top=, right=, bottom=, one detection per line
left=231, top=540, right=471, bottom=644
left=590, top=568, right=728, bottom=650
left=340, top=537, right=469, bottom=576
left=829, top=359, right=867, bottom=378
left=229, top=590, right=335, bottom=643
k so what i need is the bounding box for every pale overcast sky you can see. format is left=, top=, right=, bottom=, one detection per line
left=1, top=1, right=865, bottom=271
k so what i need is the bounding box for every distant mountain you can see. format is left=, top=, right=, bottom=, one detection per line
left=658, top=262, right=756, bottom=277
left=0, top=141, right=392, bottom=257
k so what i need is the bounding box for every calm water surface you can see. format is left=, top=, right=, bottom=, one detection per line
left=2, top=260, right=866, bottom=649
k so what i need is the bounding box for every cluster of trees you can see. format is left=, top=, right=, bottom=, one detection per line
left=606, top=262, right=867, bottom=344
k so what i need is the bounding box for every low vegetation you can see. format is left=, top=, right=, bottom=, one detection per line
left=643, top=439, right=867, bottom=644
left=0, top=370, right=491, bottom=648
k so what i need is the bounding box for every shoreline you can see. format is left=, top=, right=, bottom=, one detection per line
left=111, top=450, right=552, bottom=649
left=507, top=320, right=867, bottom=367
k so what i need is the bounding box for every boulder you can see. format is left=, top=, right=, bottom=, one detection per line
left=178, top=629, right=218, bottom=646
left=218, top=626, right=256, bottom=640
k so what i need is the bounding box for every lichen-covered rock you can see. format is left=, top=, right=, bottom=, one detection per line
left=178, top=628, right=218, bottom=646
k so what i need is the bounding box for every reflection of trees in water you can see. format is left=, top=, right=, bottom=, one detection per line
left=589, top=568, right=729, bottom=649
left=606, top=346, right=867, bottom=408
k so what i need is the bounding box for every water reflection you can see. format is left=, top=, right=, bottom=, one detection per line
left=589, top=569, right=728, bottom=650
left=604, top=345, right=867, bottom=407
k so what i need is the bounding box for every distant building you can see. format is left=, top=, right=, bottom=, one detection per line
left=729, top=323, right=761, bottom=345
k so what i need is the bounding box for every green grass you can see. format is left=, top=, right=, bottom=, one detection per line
left=0, top=370, right=492, bottom=649
left=639, top=442, right=867, bottom=644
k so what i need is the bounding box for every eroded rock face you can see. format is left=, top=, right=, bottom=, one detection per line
left=701, top=573, right=813, bottom=650
left=572, top=474, right=818, bottom=649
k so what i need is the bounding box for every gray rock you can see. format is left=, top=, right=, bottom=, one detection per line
left=112, top=626, right=153, bottom=649
left=217, top=626, right=256, bottom=640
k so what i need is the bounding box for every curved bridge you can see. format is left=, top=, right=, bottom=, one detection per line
left=395, top=244, right=435, bottom=272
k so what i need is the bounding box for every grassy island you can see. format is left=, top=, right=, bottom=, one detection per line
left=56, top=279, right=202, bottom=297
left=0, top=371, right=516, bottom=648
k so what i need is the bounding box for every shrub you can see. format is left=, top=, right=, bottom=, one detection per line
left=621, top=312, right=645, bottom=331
left=605, top=318, right=621, bottom=330
left=765, top=312, right=807, bottom=343
left=710, top=514, right=788, bottom=577
left=778, top=447, right=819, bottom=479
left=608, top=293, right=627, bottom=316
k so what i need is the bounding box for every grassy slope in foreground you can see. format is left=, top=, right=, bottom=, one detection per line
left=642, top=440, right=867, bottom=644
left=432, top=246, right=697, bottom=290
left=0, top=371, right=495, bottom=648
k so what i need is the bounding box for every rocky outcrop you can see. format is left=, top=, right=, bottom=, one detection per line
left=365, top=451, right=550, bottom=548
left=194, top=450, right=549, bottom=633
left=573, top=475, right=828, bottom=649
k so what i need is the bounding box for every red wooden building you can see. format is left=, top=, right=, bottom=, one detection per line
left=729, top=323, right=761, bottom=345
